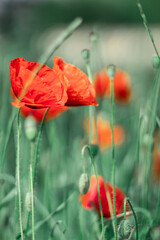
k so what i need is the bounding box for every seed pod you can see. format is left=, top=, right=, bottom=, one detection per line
left=118, top=219, right=132, bottom=240
left=25, top=192, right=32, bottom=212
left=24, top=116, right=37, bottom=141
left=89, top=144, right=99, bottom=158
left=107, top=64, right=116, bottom=80
left=78, top=173, right=89, bottom=195
left=152, top=56, right=160, bottom=69
left=81, top=49, right=90, bottom=61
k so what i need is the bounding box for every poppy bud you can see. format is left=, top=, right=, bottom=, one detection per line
left=142, top=134, right=153, bottom=148
left=118, top=219, right=132, bottom=240
left=25, top=192, right=32, bottom=212
left=90, top=31, right=98, bottom=43
left=89, top=144, right=99, bottom=157
left=24, top=116, right=37, bottom=141
left=78, top=173, right=89, bottom=195
left=106, top=64, right=116, bottom=80
left=152, top=56, right=160, bottom=69
left=81, top=49, right=90, bottom=61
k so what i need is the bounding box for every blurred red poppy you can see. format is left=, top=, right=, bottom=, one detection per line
left=79, top=175, right=127, bottom=218
left=152, top=130, right=160, bottom=181
left=84, top=115, right=125, bottom=151
left=10, top=57, right=97, bottom=109
left=94, top=69, right=131, bottom=103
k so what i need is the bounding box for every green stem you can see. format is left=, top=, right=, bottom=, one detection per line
left=39, top=17, right=82, bottom=65
left=30, top=165, right=35, bottom=240
left=124, top=198, right=138, bottom=240
left=136, top=0, right=160, bottom=59
left=16, top=108, right=24, bottom=240
left=81, top=145, right=105, bottom=240
left=0, top=109, right=16, bottom=173
left=24, top=108, right=49, bottom=240
left=143, top=68, right=160, bottom=207
left=110, top=78, right=117, bottom=240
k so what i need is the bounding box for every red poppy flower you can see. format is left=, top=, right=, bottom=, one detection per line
left=94, top=69, right=131, bottom=103
left=79, top=175, right=127, bottom=218
left=10, top=58, right=68, bottom=108
left=84, top=115, right=125, bottom=151
left=53, top=57, right=97, bottom=106
left=11, top=88, right=68, bottom=122
left=10, top=57, right=97, bottom=109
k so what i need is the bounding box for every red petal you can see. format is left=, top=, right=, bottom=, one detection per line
left=53, top=57, right=98, bottom=106
left=80, top=175, right=111, bottom=218
left=106, top=182, right=126, bottom=215
left=10, top=58, right=68, bottom=108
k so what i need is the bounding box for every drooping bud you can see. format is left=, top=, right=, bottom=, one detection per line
left=90, top=31, right=98, bottom=43
left=118, top=219, right=133, bottom=240
left=152, top=56, right=160, bottom=69
left=106, top=64, right=116, bottom=80
left=25, top=192, right=32, bottom=212
left=81, top=49, right=90, bottom=62
left=24, top=116, right=37, bottom=141
left=78, top=173, right=89, bottom=195
left=89, top=144, right=99, bottom=158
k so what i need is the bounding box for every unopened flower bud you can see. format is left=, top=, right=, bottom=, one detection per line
left=81, top=49, right=90, bottom=61
left=152, top=56, right=160, bottom=69
left=90, top=31, right=98, bottom=43
left=118, top=219, right=132, bottom=240
left=78, top=173, right=89, bottom=195
left=107, top=64, right=116, bottom=80
left=25, top=192, right=32, bottom=212
left=24, top=116, right=37, bottom=141
left=89, top=144, right=99, bottom=158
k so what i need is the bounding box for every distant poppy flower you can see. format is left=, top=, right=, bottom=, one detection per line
left=84, top=115, right=125, bottom=151
left=10, top=57, right=97, bottom=109
left=79, top=175, right=127, bottom=218
left=94, top=69, right=131, bottom=103
left=152, top=130, right=160, bottom=181
left=53, top=57, right=97, bottom=106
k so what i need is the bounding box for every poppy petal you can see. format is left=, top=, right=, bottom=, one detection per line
left=10, top=58, right=68, bottom=108
left=53, top=57, right=98, bottom=106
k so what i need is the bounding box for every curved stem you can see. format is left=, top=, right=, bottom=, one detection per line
left=16, top=108, right=24, bottom=240
left=81, top=145, right=105, bottom=240
left=124, top=197, right=138, bottom=240
left=110, top=78, right=117, bottom=240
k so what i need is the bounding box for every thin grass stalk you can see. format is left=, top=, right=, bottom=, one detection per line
left=16, top=108, right=24, bottom=240
left=24, top=108, right=49, bottom=239
left=81, top=145, right=105, bottom=240
left=110, top=75, right=117, bottom=240
left=0, top=109, right=16, bottom=173
left=30, top=165, right=35, bottom=240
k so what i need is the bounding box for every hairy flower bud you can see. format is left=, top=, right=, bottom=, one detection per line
left=78, top=173, right=89, bottom=195
left=118, top=219, right=132, bottom=240
left=107, top=64, right=116, bottom=80
left=24, top=116, right=37, bottom=141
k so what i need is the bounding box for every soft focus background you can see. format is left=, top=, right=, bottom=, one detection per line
left=1, top=0, right=160, bottom=239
